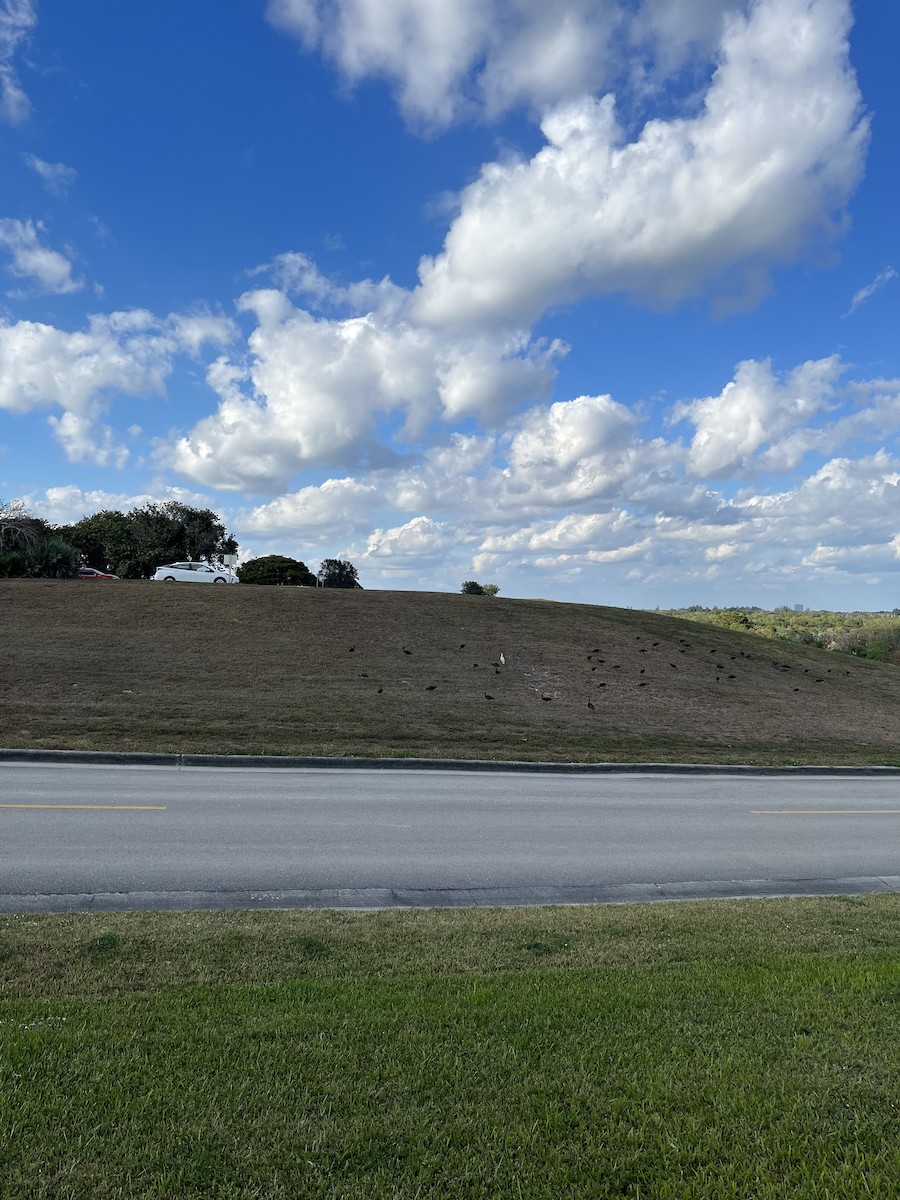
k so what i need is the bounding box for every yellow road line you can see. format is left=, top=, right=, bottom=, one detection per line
left=0, top=803, right=166, bottom=811
left=752, top=809, right=900, bottom=815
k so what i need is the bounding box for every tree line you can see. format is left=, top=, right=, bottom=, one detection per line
left=0, top=499, right=362, bottom=587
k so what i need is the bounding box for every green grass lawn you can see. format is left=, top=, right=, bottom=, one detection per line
left=2, top=897, right=898, bottom=1198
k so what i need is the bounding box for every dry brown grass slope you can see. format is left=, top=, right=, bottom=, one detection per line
left=2, top=580, right=898, bottom=764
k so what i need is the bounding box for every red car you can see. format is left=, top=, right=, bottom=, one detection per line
left=78, top=567, right=120, bottom=580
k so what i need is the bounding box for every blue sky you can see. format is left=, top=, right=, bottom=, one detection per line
left=1, top=0, right=898, bottom=608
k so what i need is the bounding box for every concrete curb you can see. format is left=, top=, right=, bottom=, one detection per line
left=2, top=875, right=899, bottom=914
left=2, top=746, right=899, bottom=775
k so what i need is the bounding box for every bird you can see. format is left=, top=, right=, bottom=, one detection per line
left=640, top=668, right=645, bottom=674
left=377, top=687, right=383, bottom=694
left=473, top=663, right=480, bottom=669
left=359, top=672, right=369, bottom=678
left=499, top=652, right=506, bottom=665
left=638, top=681, right=647, bottom=687
left=587, top=700, right=594, bottom=710
left=794, top=688, right=800, bottom=692
left=669, top=663, right=677, bottom=669
left=459, top=643, right=466, bottom=649
left=727, top=674, right=736, bottom=679
left=495, top=669, right=500, bottom=675
left=348, top=646, right=355, bottom=652
left=597, top=682, right=607, bottom=687
left=652, top=642, right=660, bottom=648
left=425, top=684, right=437, bottom=691
left=484, top=693, right=494, bottom=700
left=541, top=694, right=552, bottom=701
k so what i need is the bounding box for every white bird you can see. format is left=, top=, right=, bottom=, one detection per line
left=499, top=652, right=506, bottom=665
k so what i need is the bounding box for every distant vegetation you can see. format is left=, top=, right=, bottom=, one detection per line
left=1, top=498, right=238, bottom=580
left=661, top=607, right=900, bottom=664
left=461, top=580, right=500, bottom=596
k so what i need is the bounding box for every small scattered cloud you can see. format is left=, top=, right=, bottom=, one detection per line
left=23, top=153, right=78, bottom=196
left=0, top=0, right=36, bottom=125
left=843, top=266, right=897, bottom=317
left=0, top=217, right=83, bottom=293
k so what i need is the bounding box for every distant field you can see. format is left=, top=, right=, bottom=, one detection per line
left=1, top=897, right=898, bottom=1199
left=2, top=580, right=898, bottom=764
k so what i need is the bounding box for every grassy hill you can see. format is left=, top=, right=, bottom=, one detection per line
left=2, top=580, right=898, bottom=764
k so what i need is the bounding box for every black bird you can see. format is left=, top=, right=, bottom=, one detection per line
left=495, top=669, right=500, bottom=675
left=425, top=684, right=437, bottom=691
left=459, top=643, right=466, bottom=649
left=652, top=642, right=660, bottom=647
left=640, top=668, right=645, bottom=674
left=402, top=647, right=412, bottom=655
left=591, top=666, right=598, bottom=672
left=541, top=694, right=552, bottom=701
left=669, top=663, right=677, bottom=669
left=638, top=681, right=647, bottom=687
left=612, top=664, right=621, bottom=670
left=815, top=678, right=824, bottom=683
left=377, top=687, right=383, bottom=694
left=794, top=688, right=800, bottom=692
left=587, top=701, right=594, bottom=710
left=597, top=681, right=607, bottom=687
left=592, top=648, right=601, bottom=653
left=473, top=663, right=479, bottom=669
left=359, top=672, right=369, bottom=678
left=727, top=674, right=736, bottom=679
left=349, top=646, right=355, bottom=652
left=484, top=693, right=494, bottom=700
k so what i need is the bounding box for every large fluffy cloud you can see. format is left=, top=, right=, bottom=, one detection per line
left=168, top=278, right=562, bottom=492
left=413, top=0, right=868, bottom=329
left=267, top=0, right=735, bottom=129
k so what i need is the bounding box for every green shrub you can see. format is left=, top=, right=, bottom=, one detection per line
left=237, top=555, right=317, bottom=586
left=23, top=539, right=81, bottom=579
left=0, top=549, right=25, bottom=578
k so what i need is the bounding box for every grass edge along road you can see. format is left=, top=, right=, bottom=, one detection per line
left=2, top=897, right=898, bottom=1199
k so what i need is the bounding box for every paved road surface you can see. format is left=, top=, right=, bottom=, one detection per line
left=1, top=763, right=898, bottom=911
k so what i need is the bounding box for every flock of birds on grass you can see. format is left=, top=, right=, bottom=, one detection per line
left=344, top=632, right=852, bottom=711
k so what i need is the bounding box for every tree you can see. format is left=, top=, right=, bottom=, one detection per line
left=237, top=555, right=317, bottom=586
left=56, top=510, right=132, bottom=572
left=56, top=502, right=238, bottom=578
left=318, top=559, right=362, bottom=589
left=481, top=583, right=500, bottom=597
left=0, top=499, right=45, bottom=553
left=461, top=581, right=485, bottom=595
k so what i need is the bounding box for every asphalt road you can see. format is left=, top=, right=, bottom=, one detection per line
left=1, top=762, right=898, bottom=911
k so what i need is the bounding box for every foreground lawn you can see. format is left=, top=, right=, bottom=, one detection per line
left=2, top=898, right=898, bottom=1198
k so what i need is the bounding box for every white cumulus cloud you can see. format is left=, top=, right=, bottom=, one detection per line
left=267, top=0, right=737, bottom=129
left=412, top=0, right=868, bottom=330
